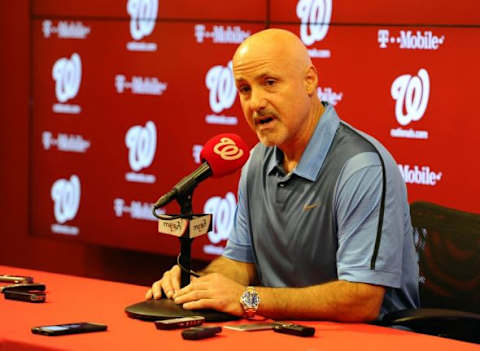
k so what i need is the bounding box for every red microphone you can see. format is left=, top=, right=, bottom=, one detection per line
left=200, top=133, right=249, bottom=177
left=153, top=133, right=249, bottom=209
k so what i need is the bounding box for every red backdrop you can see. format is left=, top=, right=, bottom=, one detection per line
left=28, top=0, right=480, bottom=261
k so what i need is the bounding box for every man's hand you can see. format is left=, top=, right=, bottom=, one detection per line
left=145, top=257, right=255, bottom=303
left=173, top=273, right=245, bottom=316
left=145, top=265, right=181, bottom=300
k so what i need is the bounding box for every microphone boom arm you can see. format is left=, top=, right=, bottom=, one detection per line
left=152, top=162, right=212, bottom=215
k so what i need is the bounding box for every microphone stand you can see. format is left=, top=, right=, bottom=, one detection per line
left=175, top=189, right=194, bottom=289
left=125, top=183, right=238, bottom=322
left=154, top=178, right=204, bottom=289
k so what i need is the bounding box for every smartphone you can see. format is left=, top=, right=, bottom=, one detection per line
left=0, top=275, right=33, bottom=284
left=155, top=316, right=205, bottom=330
left=273, top=323, right=315, bottom=337
left=224, top=323, right=275, bottom=331
left=4, top=290, right=46, bottom=303
left=1, top=283, right=46, bottom=293
left=181, top=326, right=222, bottom=340
left=31, top=322, right=107, bottom=336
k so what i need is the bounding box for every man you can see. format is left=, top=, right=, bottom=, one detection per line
left=146, top=28, right=419, bottom=322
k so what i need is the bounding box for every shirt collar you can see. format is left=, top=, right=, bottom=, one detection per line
left=266, top=103, right=340, bottom=181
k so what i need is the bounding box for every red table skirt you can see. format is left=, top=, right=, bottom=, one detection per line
left=0, top=265, right=478, bottom=351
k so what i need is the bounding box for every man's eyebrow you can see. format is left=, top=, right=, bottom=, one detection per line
left=256, top=72, right=275, bottom=79
left=235, top=72, right=275, bottom=83
left=235, top=78, right=248, bottom=86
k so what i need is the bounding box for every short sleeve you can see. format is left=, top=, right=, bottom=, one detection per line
left=223, top=158, right=255, bottom=263
left=334, top=152, right=402, bottom=289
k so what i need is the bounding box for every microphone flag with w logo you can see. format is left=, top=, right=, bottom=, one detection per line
left=200, top=133, right=249, bottom=178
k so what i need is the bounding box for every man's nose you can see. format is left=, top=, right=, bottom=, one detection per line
left=250, top=90, right=267, bottom=112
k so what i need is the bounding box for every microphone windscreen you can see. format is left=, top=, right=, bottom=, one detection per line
left=200, top=133, right=250, bottom=178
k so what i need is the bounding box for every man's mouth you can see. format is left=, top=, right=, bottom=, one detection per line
left=255, top=116, right=275, bottom=126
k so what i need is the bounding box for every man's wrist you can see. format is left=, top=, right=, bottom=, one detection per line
left=240, top=286, right=260, bottom=319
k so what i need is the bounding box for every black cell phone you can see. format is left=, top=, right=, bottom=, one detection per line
left=4, top=290, right=46, bottom=303
left=0, top=275, right=33, bottom=284
left=181, top=326, right=222, bottom=340
left=31, top=322, right=107, bottom=336
left=155, top=316, right=205, bottom=330
left=1, top=283, right=46, bottom=293
left=273, top=323, right=315, bottom=337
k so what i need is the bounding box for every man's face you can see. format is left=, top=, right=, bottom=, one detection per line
left=233, top=47, right=312, bottom=149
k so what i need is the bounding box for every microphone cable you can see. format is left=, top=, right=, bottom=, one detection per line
left=177, top=253, right=201, bottom=278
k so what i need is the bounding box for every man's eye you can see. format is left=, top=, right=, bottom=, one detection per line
left=265, top=79, right=276, bottom=86
left=238, top=85, right=251, bottom=94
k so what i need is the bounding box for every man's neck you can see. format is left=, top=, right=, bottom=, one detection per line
left=281, top=99, right=325, bottom=173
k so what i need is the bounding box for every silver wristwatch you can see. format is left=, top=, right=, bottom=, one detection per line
left=240, top=286, right=260, bottom=319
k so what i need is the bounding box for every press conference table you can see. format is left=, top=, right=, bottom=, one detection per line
left=1, top=265, right=478, bottom=351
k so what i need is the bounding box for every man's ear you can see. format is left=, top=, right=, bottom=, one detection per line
left=304, top=65, right=318, bottom=96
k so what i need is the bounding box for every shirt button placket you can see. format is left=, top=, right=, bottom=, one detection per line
left=276, top=181, right=288, bottom=204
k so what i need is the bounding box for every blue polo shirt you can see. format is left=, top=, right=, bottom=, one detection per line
left=223, top=104, right=420, bottom=318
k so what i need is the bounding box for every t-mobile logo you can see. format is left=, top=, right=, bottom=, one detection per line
left=378, top=30, right=389, bottom=48
left=194, top=24, right=250, bottom=44
left=195, top=24, right=207, bottom=43
left=378, top=29, right=445, bottom=50
left=42, top=20, right=90, bottom=39
left=43, top=20, right=53, bottom=38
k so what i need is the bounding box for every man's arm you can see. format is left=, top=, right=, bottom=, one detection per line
left=173, top=274, right=385, bottom=322
left=146, top=252, right=385, bottom=321
left=255, top=280, right=385, bottom=322
left=201, top=256, right=257, bottom=285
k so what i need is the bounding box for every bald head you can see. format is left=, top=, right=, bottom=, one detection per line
left=231, top=28, right=323, bottom=157
left=233, top=28, right=312, bottom=77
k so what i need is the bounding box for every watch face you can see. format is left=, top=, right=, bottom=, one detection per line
left=242, top=290, right=259, bottom=308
